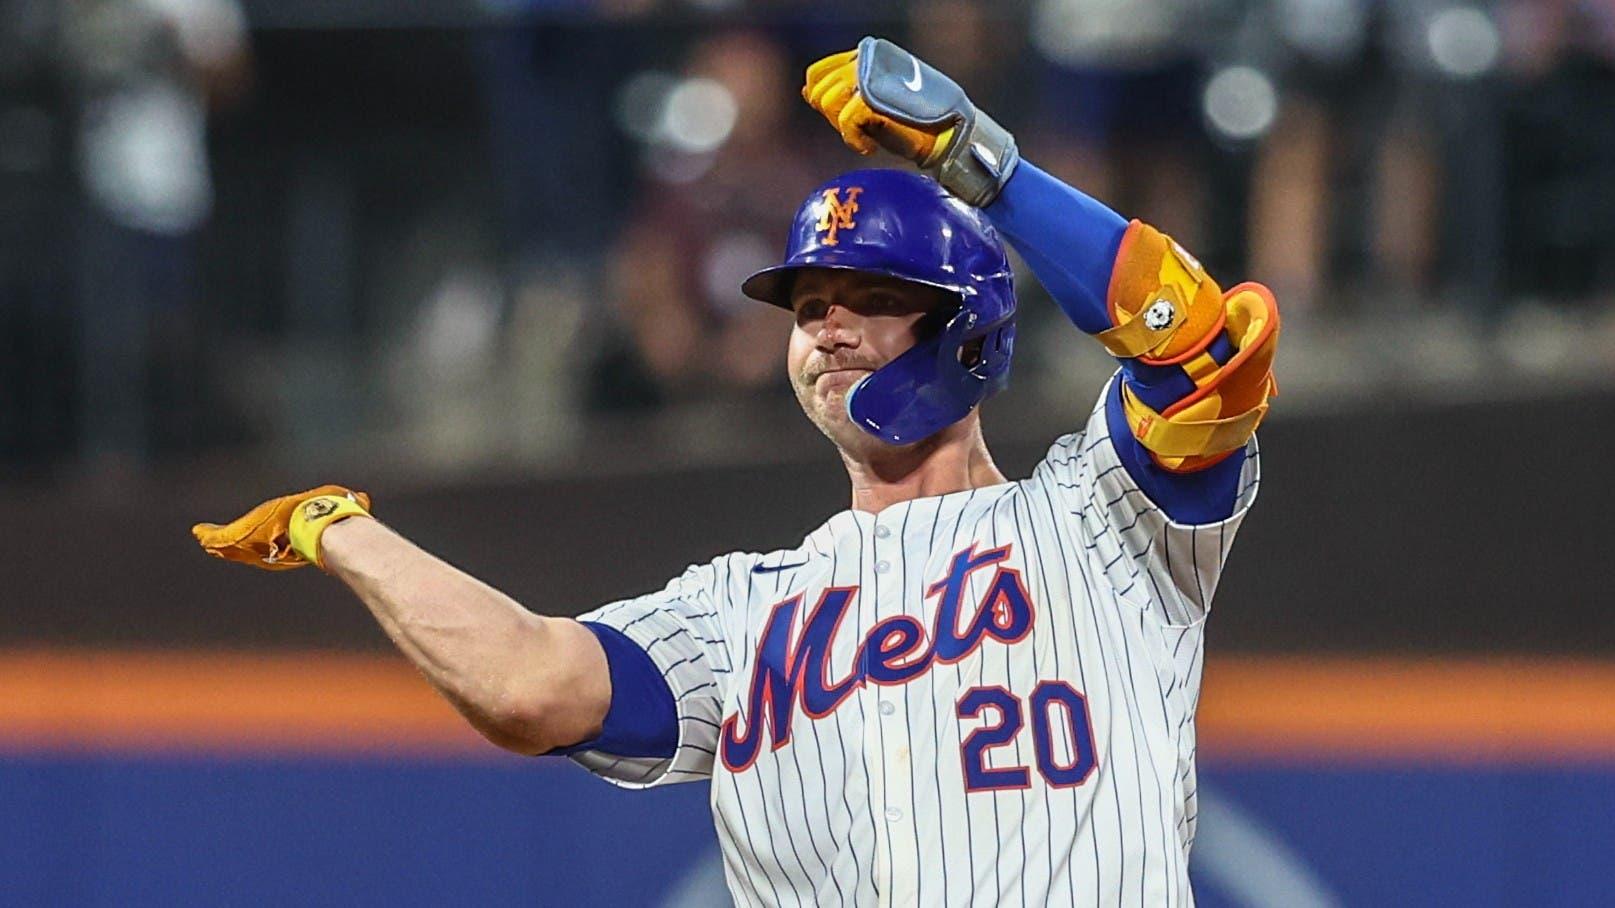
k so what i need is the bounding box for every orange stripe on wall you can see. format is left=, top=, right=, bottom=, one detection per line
left=2, top=650, right=1614, bottom=762
left=1198, top=656, right=1615, bottom=764
left=0, top=650, right=488, bottom=757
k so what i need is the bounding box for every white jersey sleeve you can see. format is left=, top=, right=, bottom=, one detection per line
left=1033, top=373, right=1262, bottom=626
left=567, top=561, right=734, bottom=789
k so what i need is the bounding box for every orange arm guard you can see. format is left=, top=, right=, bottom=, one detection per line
left=1098, top=221, right=1280, bottom=473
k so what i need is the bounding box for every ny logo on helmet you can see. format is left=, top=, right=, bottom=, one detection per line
left=814, top=186, right=864, bottom=246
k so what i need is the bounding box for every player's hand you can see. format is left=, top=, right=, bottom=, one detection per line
left=803, top=45, right=953, bottom=164
left=192, top=485, right=372, bottom=571
left=802, top=37, right=1019, bottom=207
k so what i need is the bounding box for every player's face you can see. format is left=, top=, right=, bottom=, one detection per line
left=786, top=269, right=951, bottom=451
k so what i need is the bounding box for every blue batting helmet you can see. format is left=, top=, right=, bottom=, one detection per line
left=741, top=169, right=1016, bottom=445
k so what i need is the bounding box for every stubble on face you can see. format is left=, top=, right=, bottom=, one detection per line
left=790, top=352, right=878, bottom=447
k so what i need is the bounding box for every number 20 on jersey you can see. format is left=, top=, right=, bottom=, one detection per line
left=957, top=681, right=1098, bottom=792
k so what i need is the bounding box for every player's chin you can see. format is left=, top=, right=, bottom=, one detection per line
left=795, top=385, right=852, bottom=439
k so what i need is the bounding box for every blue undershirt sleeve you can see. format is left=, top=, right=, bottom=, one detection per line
left=985, top=161, right=1126, bottom=335
left=983, top=160, right=1242, bottom=524
left=549, top=621, right=678, bottom=759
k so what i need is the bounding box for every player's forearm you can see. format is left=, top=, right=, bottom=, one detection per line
left=320, top=517, right=609, bottom=755
left=983, top=161, right=1218, bottom=403
left=983, top=160, right=1128, bottom=334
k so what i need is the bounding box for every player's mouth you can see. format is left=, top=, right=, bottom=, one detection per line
left=813, top=367, right=872, bottom=392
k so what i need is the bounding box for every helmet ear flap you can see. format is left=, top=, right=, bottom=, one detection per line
left=845, top=333, right=967, bottom=446
left=847, top=309, right=1013, bottom=445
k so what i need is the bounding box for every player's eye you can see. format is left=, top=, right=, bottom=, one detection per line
left=864, top=292, right=911, bottom=314
left=795, top=297, right=829, bottom=322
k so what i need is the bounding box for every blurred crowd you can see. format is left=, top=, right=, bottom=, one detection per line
left=2, top=0, right=1613, bottom=479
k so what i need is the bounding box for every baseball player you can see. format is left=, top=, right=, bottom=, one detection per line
left=193, top=38, right=1278, bottom=906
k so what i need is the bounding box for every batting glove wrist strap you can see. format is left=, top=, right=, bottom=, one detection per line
left=855, top=37, right=1019, bottom=207
left=288, top=494, right=373, bottom=569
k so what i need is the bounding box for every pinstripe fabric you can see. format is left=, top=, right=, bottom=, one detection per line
left=572, top=376, right=1260, bottom=906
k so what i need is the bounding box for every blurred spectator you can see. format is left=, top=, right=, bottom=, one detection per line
left=1243, top=0, right=1385, bottom=311
left=474, top=22, right=630, bottom=269
left=0, top=0, right=71, bottom=470
left=589, top=29, right=820, bottom=411
left=65, top=0, right=250, bottom=474
left=904, top=0, right=1018, bottom=107
left=1023, top=0, right=1210, bottom=249
left=1245, top=0, right=1513, bottom=313
left=1499, top=0, right=1615, bottom=303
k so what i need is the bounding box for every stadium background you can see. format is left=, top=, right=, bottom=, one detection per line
left=2, top=0, right=1613, bottom=904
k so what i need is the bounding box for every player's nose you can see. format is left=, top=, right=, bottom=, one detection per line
left=816, top=303, right=863, bottom=350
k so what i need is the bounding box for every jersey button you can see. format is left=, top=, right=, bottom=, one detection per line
left=875, top=525, right=891, bottom=539
left=876, top=560, right=891, bottom=574
left=885, top=807, right=903, bottom=822
left=879, top=700, right=895, bottom=716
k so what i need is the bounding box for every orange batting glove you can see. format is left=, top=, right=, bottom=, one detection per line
left=192, top=485, right=372, bottom=571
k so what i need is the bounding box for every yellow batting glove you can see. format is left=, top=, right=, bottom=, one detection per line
left=803, top=47, right=952, bottom=164
left=801, top=38, right=1018, bottom=208
left=192, top=485, right=372, bottom=572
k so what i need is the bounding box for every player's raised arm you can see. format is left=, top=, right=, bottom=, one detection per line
left=191, top=489, right=618, bottom=755
left=803, top=38, right=1280, bottom=523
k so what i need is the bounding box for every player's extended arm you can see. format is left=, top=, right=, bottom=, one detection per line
left=191, top=489, right=638, bottom=756
left=321, top=517, right=611, bottom=754
left=804, top=38, right=1279, bottom=520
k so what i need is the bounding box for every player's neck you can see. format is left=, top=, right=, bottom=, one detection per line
left=840, top=417, right=1007, bottom=514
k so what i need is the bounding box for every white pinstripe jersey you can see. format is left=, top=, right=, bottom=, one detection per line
left=573, top=378, right=1261, bottom=907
